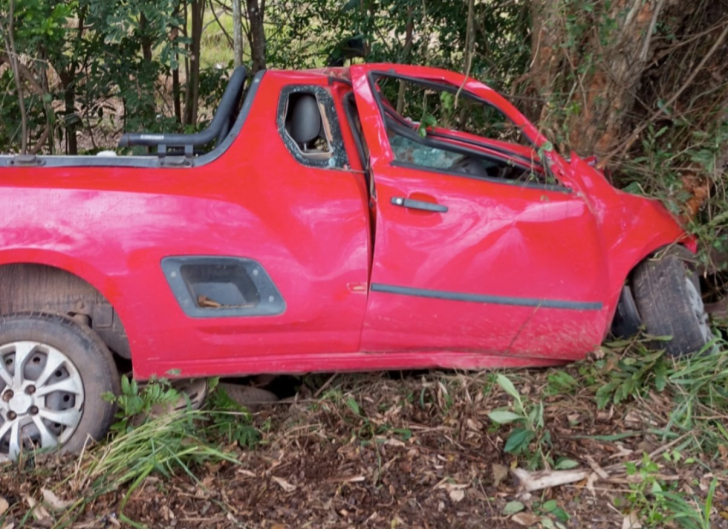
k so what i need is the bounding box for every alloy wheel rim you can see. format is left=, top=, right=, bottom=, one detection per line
left=0, top=341, right=84, bottom=461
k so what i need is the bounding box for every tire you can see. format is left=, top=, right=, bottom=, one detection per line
left=632, top=248, right=713, bottom=357
left=0, top=313, right=120, bottom=461
left=218, top=383, right=278, bottom=411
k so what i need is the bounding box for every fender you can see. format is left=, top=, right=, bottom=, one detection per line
left=0, top=248, right=123, bottom=305
left=568, top=154, right=693, bottom=332
left=0, top=249, right=132, bottom=358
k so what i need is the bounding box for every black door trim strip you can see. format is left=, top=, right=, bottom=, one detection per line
left=371, top=283, right=603, bottom=311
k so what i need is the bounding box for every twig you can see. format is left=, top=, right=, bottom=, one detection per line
left=313, top=373, right=338, bottom=398
left=210, top=6, right=235, bottom=50
left=29, top=125, right=49, bottom=155
left=454, top=0, right=475, bottom=108
left=603, top=432, right=693, bottom=472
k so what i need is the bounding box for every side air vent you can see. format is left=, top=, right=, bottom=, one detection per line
left=161, top=257, right=285, bottom=318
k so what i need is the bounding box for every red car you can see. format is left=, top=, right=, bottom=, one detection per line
left=0, top=64, right=713, bottom=460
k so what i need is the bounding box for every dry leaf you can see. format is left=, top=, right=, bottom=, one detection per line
left=24, top=496, right=50, bottom=522
left=197, top=295, right=221, bottom=308
left=435, top=481, right=467, bottom=491
left=466, top=418, right=481, bottom=431
left=41, top=489, right=72, bottom=511
left=586, top=472, right=599, bottom=496
left=512, top=512, right=541, bottom=526
left=271, top=476, right=296, bottom=492
left=0, top=496, right=8, bottom=515
left=492, top=463, right=509, bottom=488
left=608, top=444, right=634, bottom=460
left=622, top=510, right=642, bottom=529
left=449, top=489, right=465, bottom=503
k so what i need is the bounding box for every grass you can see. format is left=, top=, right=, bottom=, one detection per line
left=590, top=338, right=728, bottom=456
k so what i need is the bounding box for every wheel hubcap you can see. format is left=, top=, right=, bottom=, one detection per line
left=8, top=392, right=32, bottom=414
left=0, top=341, right=84, bottom=462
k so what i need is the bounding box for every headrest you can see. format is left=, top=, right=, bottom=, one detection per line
left=287, top=95, right=321, bottom=144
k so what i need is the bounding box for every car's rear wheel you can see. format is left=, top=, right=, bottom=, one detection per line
left=0, top=313, right=120, bottom=461
left=632, top=248, right=713, bottom=356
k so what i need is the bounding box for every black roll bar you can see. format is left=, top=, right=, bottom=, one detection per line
left=118, top=66, right=247, bottom=149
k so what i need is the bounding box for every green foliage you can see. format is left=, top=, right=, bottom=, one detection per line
left=13, top=0, right=74, bottom=43
left=584, top=337, right=728, bottom=456
left=0, top=0, right=189, bottom=153
left=105, top=375, right=181, bottom=433
left=617, top=453, right=714, bottom=529
left=595, top=348, right=670, bottom=409
left=537, top=498, right=570, bottom=527
left=264, top=0, right=530, bottom=89
left=488, top=374, right=549, bottom=467
left=206, top=387, right=261, bottom=448
left=544, top=371, right=578, bottom=396
left=417, top=114, right=437, bottom=138
left=66, top=407, right=239, bottom=526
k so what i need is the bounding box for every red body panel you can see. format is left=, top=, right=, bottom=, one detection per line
left=0, top=64, right=689, bottom=379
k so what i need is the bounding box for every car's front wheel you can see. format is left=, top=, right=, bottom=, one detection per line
left=0, top=313, right=120, bottom=461
left=632, top=248, right=713, bottom=356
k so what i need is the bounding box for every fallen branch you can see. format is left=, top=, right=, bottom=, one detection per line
left=511, top=467, right=590, bottom=494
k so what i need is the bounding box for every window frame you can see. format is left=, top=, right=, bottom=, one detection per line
left=367, top=72, right=568, bottom=193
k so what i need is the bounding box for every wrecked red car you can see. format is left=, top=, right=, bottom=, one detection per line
left=0, top=64, right=713, bottom=459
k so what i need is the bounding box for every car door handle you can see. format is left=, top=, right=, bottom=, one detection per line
left=391, top=197, right=448, bottom=213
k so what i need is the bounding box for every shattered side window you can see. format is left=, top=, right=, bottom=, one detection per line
left=376, top=76, right=532, bottom=147
left=388, top=129, right=462, bottom=169
left=374, top=75, right=552, bottom=186
left=277, top=85, right=349, bottom=169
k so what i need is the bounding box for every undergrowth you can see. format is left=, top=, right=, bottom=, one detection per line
left=42, top=378, right=259, bottom=527
left=589, top=337, right=728, bottom=457
left=3, top=334, right=727, bottom=528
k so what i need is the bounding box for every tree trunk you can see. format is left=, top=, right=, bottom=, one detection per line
left=245, top=0, right=266, bottom=73
left=396, top=8, right=414, bottom=115
left=173, top=66, right=182, bottom=123
left=59, top=70, right=77, bottom=155
left=184, top=0, right=204, bottom=126
left=232, top=0, right=244, bottom=68
left=171, top=3, right=182, bottom=124
left=140, top=12, right=153, bottom=62
left=528, top=0, right=667, bottom=157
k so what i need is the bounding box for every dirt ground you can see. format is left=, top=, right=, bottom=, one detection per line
left=1, top=364, right=727, bottom=528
